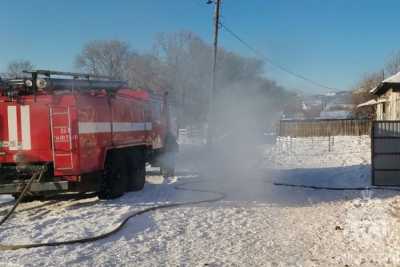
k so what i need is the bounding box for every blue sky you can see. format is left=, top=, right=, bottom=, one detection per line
left=1, top=0, right=400, bottom=93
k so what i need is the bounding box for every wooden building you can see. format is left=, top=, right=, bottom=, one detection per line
left=370, top=72, right=400, bottom=120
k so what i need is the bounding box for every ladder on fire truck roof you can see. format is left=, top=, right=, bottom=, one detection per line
left=25, top=70, right=114, bottom=80
left=21, top=70, right=128, bottom=92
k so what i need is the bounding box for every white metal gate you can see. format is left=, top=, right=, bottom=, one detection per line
left=372, top=121, right=400, bottom=186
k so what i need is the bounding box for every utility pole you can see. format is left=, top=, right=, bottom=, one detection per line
left=206, top=0, right=222, bottom=146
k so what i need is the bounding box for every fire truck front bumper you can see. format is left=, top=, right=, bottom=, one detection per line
left=0, top=181, right=69, bottom=194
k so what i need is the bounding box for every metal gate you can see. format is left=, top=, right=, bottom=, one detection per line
left=372, top=121, right=400, bottom=186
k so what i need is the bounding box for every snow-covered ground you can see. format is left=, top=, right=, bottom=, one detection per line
left=1, top=136, right=400, bottom=266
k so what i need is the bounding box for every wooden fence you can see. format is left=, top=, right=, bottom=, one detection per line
left=278, top=119, right=372, bottom=137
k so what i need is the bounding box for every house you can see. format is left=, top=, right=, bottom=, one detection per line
left=370, top=72, right=400, bottom=120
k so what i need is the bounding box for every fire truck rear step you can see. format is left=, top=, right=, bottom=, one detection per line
left=0, top=181, right=69, bottom=194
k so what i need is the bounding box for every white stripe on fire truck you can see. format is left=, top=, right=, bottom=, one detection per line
left=78, top=122, right=152, bottom=134
left=7, top=106, right=18, bottom=150
left=20, top=105, right=32, bottom=150
left=78, top=122, right=112, bottom=134
left=112, top=122, right=152, bottom=132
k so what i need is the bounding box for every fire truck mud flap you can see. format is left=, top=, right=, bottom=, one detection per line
left=0, top=181, right=69, bottom=194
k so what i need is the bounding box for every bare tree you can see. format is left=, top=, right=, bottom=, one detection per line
left=76, top=39, right=171, bottom=93
left=154, top=31, right=214, bottom=125
left=75, top=40, right=131, bottom=79
left=351, top=71, right=383, bottom=119
left=154, top=31, right=289, bottom=131
left=125, top=53, right=167, bottom=90
left=76, top=34, right=293, bottom=132
left=386, top=51, right=400, bottom=76
left=6, top=60, right=34, bottom=77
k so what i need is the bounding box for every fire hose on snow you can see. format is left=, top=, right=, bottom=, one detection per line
left=2, top=175, right=400, bottom=251
left=0, top=179, right=225, bottom=251
left=0, top=168, right=45, bottom=226
left=273, top=182, right=400, bottom=191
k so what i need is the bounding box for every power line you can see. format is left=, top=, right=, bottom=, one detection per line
left=219, top=22, right=339, bottom=91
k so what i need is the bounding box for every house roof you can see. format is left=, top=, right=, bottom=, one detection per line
left=357, top=99, right=377, bottom=108
left=371, top=72, right=400, bottom=95
left=356, top=98, right=387, bottom=108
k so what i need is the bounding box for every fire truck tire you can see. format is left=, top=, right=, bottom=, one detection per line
left=98, top=151, right=128, bottom=199
left=126, top=149, right=145, bottom=192
left=131, top=163, right=145, bottom=191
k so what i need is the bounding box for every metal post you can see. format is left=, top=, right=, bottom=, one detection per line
left=206, top=0, right=222, bottom=146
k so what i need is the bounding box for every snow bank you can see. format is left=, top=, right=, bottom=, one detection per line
left=0, top=195, right=13, bottom=204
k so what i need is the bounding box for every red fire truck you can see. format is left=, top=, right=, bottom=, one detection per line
left=0, top=70, right=177, bottom=199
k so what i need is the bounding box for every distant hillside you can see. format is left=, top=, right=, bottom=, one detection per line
left=283, top=91, right=354, bottom=120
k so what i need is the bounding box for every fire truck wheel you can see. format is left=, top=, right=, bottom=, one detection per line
left=126, top=149, right=145, bottom=192
left=98, top=151, right=128, bottom=199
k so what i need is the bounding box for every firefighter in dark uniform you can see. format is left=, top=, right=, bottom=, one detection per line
left=161, top=132, right=179, bottom=177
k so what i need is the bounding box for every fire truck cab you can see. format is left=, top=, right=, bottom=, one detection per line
left=0, top=70, right=177, bottom=199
